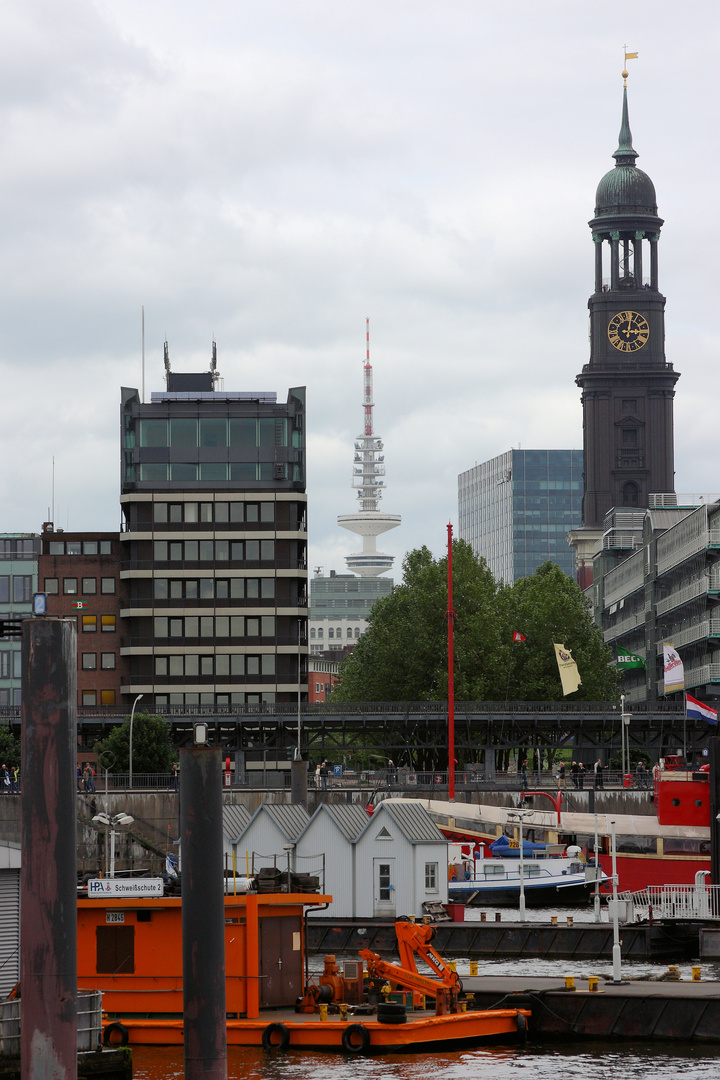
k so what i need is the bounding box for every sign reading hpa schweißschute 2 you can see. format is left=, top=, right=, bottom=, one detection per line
left=87, top=877, right=164, bottom=897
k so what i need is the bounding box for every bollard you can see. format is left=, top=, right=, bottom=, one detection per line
left=319, top=1004, right=328, bottom=1022
left=588, top=977, right=598, bottom=993
left=460, top=1001, right=467, bottom=1013
left=469, top=961, right=478, bottom=976
left=567, top=916, right=574, bottom=926
left=480, top=911, right=487, bottom=922
left=381, top=983, right=391, bottom=1000
left=339, top=1004, right=348, bottom=1019
left=692, top=966, right=702, bottom=982
left=666, top=965, right=681, bottom=980
left=564, top=976, right=576, bottom=991
left=409, top=915, right=415, bottom=923
left=551, top=915, right=558, bottom=925
left=495, top=912, right=502, bottom=922
left=449, top=960, right=457, bottom=974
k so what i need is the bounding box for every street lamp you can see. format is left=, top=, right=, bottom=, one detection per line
left=92, top=812, right=134, bottom=878
left=507, top=807, right=531, bottom=922
left=128, top=694, right=144, bottom=790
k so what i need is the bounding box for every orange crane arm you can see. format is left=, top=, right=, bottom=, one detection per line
left=359, top=921, right=461, bottom=1007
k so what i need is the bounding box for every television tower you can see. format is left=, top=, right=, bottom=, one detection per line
left=337, top=320, right=401, bottom=576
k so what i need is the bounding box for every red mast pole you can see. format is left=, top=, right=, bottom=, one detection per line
left=447, top=522, right=455, bottom=801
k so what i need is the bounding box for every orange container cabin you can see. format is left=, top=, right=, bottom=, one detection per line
left=77, top=892, right=330, bottom=1022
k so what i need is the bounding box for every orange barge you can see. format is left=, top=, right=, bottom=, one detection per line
left=77, top=891, right=529, bottom=1053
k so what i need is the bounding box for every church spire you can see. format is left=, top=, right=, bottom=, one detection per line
left=613, top=84, right=638, bottom=166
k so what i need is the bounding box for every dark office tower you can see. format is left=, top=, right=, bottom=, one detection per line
left=577, top=75, right=679, bottom=531
left=120, top=356, right=307, bottom=708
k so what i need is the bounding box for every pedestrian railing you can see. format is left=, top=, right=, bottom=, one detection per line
left=620, top=884, right=720, bottom=921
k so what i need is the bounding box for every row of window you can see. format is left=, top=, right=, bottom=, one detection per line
left=154, top=615, right=275, bottom=638
left=0, top=539, right=35, bottom=555
left=81, top=616, right=116, bottom=633
left=154, top=577, right=275, bottom=600
left=44, top=577, right=116, bottom=595
left=82, top=690, right=116, bottom=706
left=138, top=463, right=293, bottom=483
left=0, top=650, right=21, bottom=678
left=154, top=692, right=276, bottom=706
left=153, top=501, right=275, bottom=524
left=155, top=654, right=275, bottom=677
left=0, top=576, right=33, bottom=604
left=45, top=540, right=113, bottom=556
left=153, top=539, right=275, bottom=562
left=311, top=627, right=361, bottom=640
left=0, top=689, right=20, bottom=706
left=81, top=653, right=116, bottom=670
left=138, top=417, right=288, bottom=449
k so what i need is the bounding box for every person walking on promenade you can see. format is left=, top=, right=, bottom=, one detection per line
left=578, top=762, right=586, bottom=790
left=557, top=762, right=566, bottom=788
left=571, top=761, right=580, bottom=789
left=520, top=759, right=529, bottom=791
left=319, top=761, right=328, bottom=791
left=594, top=759, right=604, bottom=789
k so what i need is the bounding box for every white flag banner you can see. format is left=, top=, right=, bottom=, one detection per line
left=663, top=643, right=684, bottom=694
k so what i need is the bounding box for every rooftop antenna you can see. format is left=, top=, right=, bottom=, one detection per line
left=52, top=456, right=55, bottom=527
left=313, top=566, right=323, bottom=576
left=163, top=340, right=171, bottom=389
left=210, top=339, right=220, bottom=387
left=364, top=317, right=373, bottom=437
left=141, top=306, right=145, bottom=403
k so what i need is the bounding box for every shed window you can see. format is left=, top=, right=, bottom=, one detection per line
left=425, top=862, right=438, bottom=891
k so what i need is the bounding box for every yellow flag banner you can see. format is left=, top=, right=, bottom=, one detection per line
left=554, top=643, right=582, bottom=696
left=625, top=51, right=639, bottom=60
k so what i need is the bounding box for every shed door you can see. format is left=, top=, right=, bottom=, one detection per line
left=0, top=870, right=20, bottom=997
left=258, top=916, right=303, bottom=1007
left=373, top=858, right=396, bottom=918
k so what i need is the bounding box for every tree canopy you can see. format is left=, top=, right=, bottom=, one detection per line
left=0, top=726, right=20, bottom=771
left=333, top=543, right=618, bottom=703
left=94, top=713, right=174, bottom=774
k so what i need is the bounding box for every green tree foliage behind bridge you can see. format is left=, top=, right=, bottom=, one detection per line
left=94, top=713, right=174, bottom=774
left=333, top=542, right=618, bottom=703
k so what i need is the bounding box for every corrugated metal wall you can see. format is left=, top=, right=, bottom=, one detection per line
left=0, top=870, right=20, bottom=996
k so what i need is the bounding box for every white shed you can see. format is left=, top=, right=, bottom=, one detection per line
left=0, top=841, right=21, bottom=997
left=295, top=804, right=370, bottom=918
left=221, top=804, right=251, bottom=871
left=232, top=803, right=310, bottom=877
left=354, top=801, right=448, bottom=919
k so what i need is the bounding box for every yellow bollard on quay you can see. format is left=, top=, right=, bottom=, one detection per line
left=588, top=977, right=599, bottom=993
left=469, top=961, right=478, bottom=976
left=319, top=1004, right=328, bottom=1022
left=692, top=966, right=702, bottom=982
left=564, top=976, right=576, bottom=991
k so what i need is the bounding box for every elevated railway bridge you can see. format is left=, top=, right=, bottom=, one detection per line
left=0, top=701, right=702, bottom=773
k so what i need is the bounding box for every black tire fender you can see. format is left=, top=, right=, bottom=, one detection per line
left=377, top=1003, right=407, bottom=1025
left=516, top=1011, right=528, bottom=1043
left=261, top=1022, right=290, bottom=1051
left=342, top=1023, right=371, bottom=1054
left=102, top=1022, right=129, bottom=1048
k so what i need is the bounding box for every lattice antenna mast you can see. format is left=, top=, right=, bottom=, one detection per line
left=364, top=317, right=374, bottom=437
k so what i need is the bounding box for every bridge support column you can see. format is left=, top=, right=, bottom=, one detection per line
left=485, top=747, right=496, bottom=782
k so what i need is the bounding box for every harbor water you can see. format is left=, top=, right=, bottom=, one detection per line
left=131, top=1042, right=720, bottom=1079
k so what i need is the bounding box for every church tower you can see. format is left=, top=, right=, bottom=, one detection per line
left=576, top=69, right=679, bottom=532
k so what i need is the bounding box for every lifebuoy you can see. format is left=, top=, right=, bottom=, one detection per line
left=261, top=1022, right=290, bottom=1051
left=102, top=1022, right=129, bottom=1047
left=342, top=1023, right=371, bottom=1054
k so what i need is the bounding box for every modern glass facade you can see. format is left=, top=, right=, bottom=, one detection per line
left=0, top=534, right=39, bottom=706
left=458, top=449, right=583, bottom=583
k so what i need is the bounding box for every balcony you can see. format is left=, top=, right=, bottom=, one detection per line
left=655, top=577, right=712, bottom=617
left=655, top=619, right=720, bottom=652
left=657, top=661, right=720, bottom=695
left=603, top=610, right=645, bottom=642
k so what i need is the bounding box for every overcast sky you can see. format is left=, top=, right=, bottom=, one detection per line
left=1, top=1, right=719, bottom=581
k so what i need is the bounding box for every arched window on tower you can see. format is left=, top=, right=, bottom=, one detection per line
left=622, top=482, right=639, bottom=507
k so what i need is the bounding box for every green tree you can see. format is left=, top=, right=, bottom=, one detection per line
left=0, top=726, right=20, bottom=771
left=94, top=713, right=174, bottom=774
left=333, top=542, right=502, bottom=701
left=333, top=548, right=618, bottom=703
left=498, top=562, right=619, bottom=701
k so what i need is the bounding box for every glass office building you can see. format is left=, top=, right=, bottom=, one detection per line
left=458, top=449, right=583, bottom=583
left=0, top=534, right=39, bottom=706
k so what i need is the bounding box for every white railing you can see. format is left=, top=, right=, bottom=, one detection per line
left=655, top=577, right=710, bottom=617
left=655, top=620, right=720, bottom=652
left=621, top=884, right=720, bottom=921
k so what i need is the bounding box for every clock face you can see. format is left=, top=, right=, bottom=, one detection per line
left=608, top=310, right=650, bottom=353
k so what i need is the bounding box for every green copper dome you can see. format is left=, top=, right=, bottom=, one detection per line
left=594, top=87, right=658, bottom=218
